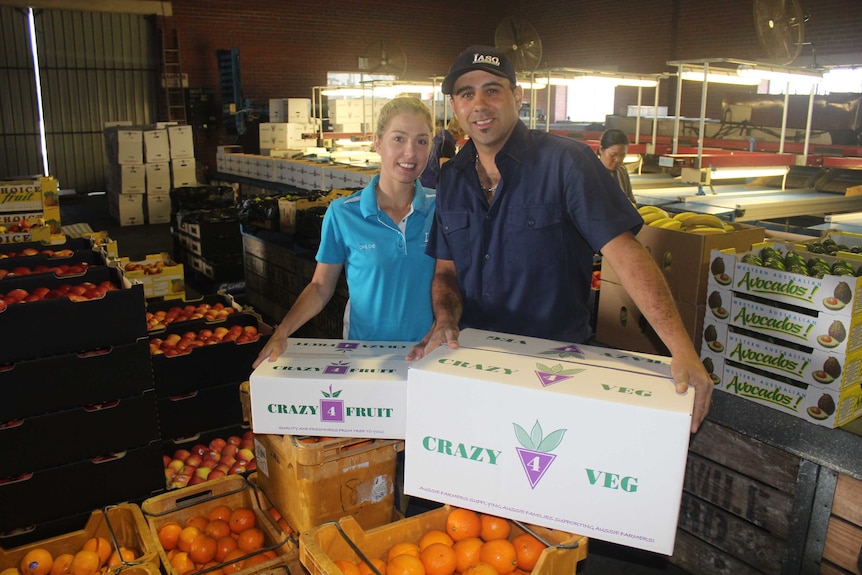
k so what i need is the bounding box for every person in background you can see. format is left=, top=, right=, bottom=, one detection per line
left=419, top=117, right=465, bottom=189
left=598, top=128, right=636, bottom=205
left=407, top=45, right=712, bottom=433
left=254, top=96, right=436, bottom=367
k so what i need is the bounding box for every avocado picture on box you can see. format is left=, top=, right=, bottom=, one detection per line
left=404, top=344, right=694, bottom=555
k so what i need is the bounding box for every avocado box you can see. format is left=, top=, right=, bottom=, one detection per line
left=249, top=354, right=409, bottom=438
left=719, top=360, right=862, bottom=428
left=707, top=245, right=862, bottom=319
left=403, top=344, right=694, bottom=555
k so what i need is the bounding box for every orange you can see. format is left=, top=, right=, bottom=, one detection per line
left=185, top=515, right=210, bottom=532
left=358, top=558, right=387, bottom=575
left=169, top=552, right=196, bottom=575
left=386, top=542, right=420, bottom=562
left=242, top=554, right=269, bottom=570
left=452, top=537, right=483, bottom=574
left=158, top=522, right=184, bottom=551
left=419, top=543, right=456, bottom=575
left=82, top=537, right=112, bottom=566
left=479, top=539, right=517, bottom=574
left=201, top=562, right=223, bottom=575
left=20, top=549, right=53, bottom=575
left=511, top=533, right=545, bottom=571
left=260, top=550, right=277, bottom=561
left=107, top=548, right=136, bottom=569
left=479, top=515, right=511, bottom=542
left=384, top=554, right=424, bottom=575
left=49, top=554, right=74, bottom=575
left=333, top=559, right=361, bottom=575
left=418, top=530, right=453, bottom=551
left=462, top=563, right=497, bottom=575
left=189, top=534, right=217, bottom=565
left=214, top=536, right=238, bottom=562
left=228, top=507, right=256, bottom=534
left=207, top=505, right=233, bottom=522
left=445, top=508, right=481, bottom=542
left=178, top=526, right=202, bottom=553
left=1, top=569, right=22, bottom=575
left=220, top=550, right=246, bottom=575
left=237, top=527, right=265, bottom=553
left=69, top=551, right=100, bottom=575
left=204, top=519, right=231, bottom=540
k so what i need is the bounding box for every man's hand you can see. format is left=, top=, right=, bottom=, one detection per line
left=406, top=322, right=460, bottom=360
left=670, top=354, right=714, bottom=433
left=252, top=335, right=287, bottom=369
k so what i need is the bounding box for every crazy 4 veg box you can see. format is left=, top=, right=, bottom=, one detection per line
left=404, top=343, right=693, bottom=555
left=249, top=350, right=411, bottom=438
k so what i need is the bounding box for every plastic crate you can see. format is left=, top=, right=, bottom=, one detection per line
left=299, top=504, right=589, bottom=575
left=253, top=435, right=402, bottom=534
left=0, top=504, right=161, bottom=575
left=140, top=475, right=296, bottom=575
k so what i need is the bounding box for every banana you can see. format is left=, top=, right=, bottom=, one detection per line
left=642, top=212, right=669, bottom=225
left=648, top=217, right=677, bottom=227
left=682, top=214, right=725, bottom=229
left=672, top=211, right=697, bottom=222
left=723, top=223, right=736, bottom=232
left=657, top=219, right=683, bottom=230
left=687, top=226, right=727, bottom=234
left=638, top=206, right=668, bottom=218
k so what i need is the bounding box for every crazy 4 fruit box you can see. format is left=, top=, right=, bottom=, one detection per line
left=404, top=344, right=694, bottom=556
left=249, top=354, right=410, bottom=438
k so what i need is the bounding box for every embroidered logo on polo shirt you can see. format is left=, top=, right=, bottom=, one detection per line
left=358, top=243, right=376, bottom=250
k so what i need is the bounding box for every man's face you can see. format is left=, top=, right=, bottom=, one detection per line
left=449, top=70, right=522, bottom=153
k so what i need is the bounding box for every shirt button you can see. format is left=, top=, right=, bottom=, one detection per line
left=484, top=292, right=491, bottom=298
left=484, top=253, right=490, bottom=260
left=528, top=219, right=535, bottom=226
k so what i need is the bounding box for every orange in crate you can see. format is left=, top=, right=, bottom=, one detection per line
left=299, top=505, right=588, bottom=575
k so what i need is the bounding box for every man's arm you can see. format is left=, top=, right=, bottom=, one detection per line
left=601, top=231, right=713, bottom=433
left=406, top=258, right=463, bottom=360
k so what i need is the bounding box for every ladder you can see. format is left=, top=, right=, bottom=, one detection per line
left=161, top=29, right=187, bottom=123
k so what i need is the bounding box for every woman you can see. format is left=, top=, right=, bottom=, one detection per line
left=419, top=117, right=464, bottom=189
left=254, top=96, right=435, bottom=366
left=598, top=128, right=636, bottom=205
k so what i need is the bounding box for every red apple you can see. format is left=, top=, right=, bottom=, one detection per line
left=214, top=464, right=230, bottom=475
left=227, top=435, right=242, bottom=446
left=165, top=468, right=177, bottom=483
left=219, top=455, right=236, bottom=468
left=200, top=457, right=220, bottom=469
left=163, top=454, right=172, bottom=467
left=242, top=431, right=254, bottom=441
left=188, top=475, right=206, bottom=486
left=184, top=454, right=203, bottom=468
left=194, top=466, right=212, bottom=480
left=239, top=439, right=254, bottom=451
left=209, top=438, right=227, bottom=452
left=173, top=449, right=191, bottom=461
left=167, top=459, right=185, bottom=473
left=237, top=448, right=255, bottom=464
left=190, top=444, right=209, bottom=457
left=221, top=444, right=239, bottom=458
left=208, top=469, right=226, bottom=480
left=246, top=460, right=257, bottom=471
left=228, top=462, right=247, bottom=475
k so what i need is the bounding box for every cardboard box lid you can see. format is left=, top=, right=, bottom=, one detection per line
left=458, top=328, right=672, bottom=378
left=279, top=338, right=415, bottom=357
left=410, top=345, right=693, bottom=414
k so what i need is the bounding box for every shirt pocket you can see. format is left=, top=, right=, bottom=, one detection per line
left=505, top=204, right=564, bottom=270
left=439, top=210, right=472, bottom=267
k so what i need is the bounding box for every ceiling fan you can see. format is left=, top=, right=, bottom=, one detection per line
left=494, top=17, right=543, bottom=73
left=359, top=40, right=407, bottom=78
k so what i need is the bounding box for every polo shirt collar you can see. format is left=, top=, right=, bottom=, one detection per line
left=359, top=174, right=432, bottom=219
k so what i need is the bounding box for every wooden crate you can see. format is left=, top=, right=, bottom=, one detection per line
left=821, top=474, right=862, bottom=574
left=669, top=420, right=801, bottom=574
left=299, top=504, right=588, bottom=575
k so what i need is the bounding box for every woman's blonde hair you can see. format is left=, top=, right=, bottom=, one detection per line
left=375, top=96, right=433, bottom=140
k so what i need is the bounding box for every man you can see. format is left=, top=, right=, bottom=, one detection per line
left=407, top=45, right=713, bottom=433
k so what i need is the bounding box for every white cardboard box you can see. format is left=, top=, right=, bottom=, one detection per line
left=117, top=130, right=143, bottom=164
left=118, top=164, right=146, bottom=194
left=280, top=338, right=414, bottom=358
left=147, top=193, right=172, bottom=224
left=287, top=98, right=311, bottom=123
left=259, top=123, right=316, bottom=149
left=249, top=355, right=409, bottom=438
left=168, top=125, right=194, bottom=159
left=145, top=162, right=172, bottom=194
left=404, top=344, right=693, bottom=555
left=107, top=189, right=144, bottom=226
left=144, top=129, right=170, bottom=162
left=171, top=158, right=197, bottom=188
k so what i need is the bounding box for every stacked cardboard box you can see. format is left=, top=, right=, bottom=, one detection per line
left=702, top=242, right=862, bottom=428
left=0, top=253, right=163, bottom=546
left=104, top=124, right=198, bottom=226
left=598, top=222, right=765, bottom=355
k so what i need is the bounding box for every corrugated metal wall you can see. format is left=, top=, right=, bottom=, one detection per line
left=0, top=7, right=157, bottom=193
left=0, top=6, right=41, bottom=179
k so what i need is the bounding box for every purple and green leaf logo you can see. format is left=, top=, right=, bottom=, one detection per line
left=323, top=361, right=351, bottom=374
left=539, top=344, right=585, bottom=360
left=514, top=420, right=566, bottom=489
left=320, top=384, right=345, bottom=422
left=534, top=362, right=585, bottom=387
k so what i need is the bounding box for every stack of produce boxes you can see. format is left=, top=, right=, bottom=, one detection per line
left=598, top=210, right=764, bottom=355
left=701, top=241, right=862, bottom=428
left=0, top=241, right=163, bottom=547
left=146, top=294, right=271, bottom=452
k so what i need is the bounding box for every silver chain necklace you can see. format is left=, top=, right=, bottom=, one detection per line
left=476, top=155, right=498, bottom=198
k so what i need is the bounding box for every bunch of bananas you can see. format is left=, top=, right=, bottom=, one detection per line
left=637, top=206, right=734, bottom=234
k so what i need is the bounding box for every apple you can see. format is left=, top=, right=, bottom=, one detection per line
left=165, top=468, right=177, bottom=483
left=237, top=448, right=255, bottom=464
left=188, top=475, right=206, bottom=486
left=221, top=444, right=239, bottom=458
left=167, top=459, right=185, bottom=473
left=208, top=469, right=226, bottom=480
left=246, top=460, right=257, bottom=472
left=214, top=464, right=231, bottom=475
left=227, top=435, right=242, bottom=446
left=162, top=454, right=172, bottom=467
left=209, top=438, right=227, bottom=452
left=184, top=454, right=203, bottom=468
left=200, top=457, right=220, bottom=469
left=190, top=444, right=209, bottom=457
left=173, top=449, right=191, bottom=461
left=228, top=462, right=247, bottom=475
left=219, top=455, right=236, bottom=469
left=194, top=466, right=212, bottom=480
left=242, top=431, right=254, bottom=441
left=239, top=439, right=254, bottom=451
